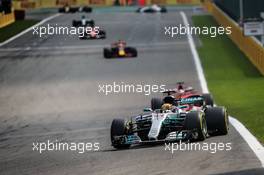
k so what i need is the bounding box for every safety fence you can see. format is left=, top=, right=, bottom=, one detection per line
left=204, top=0, right=264, bottom=75
left=148, top=0, right=200, bottom=5
left=12, top=0, right=201, bottom=9
left=0, top=12, right=15, bottom=28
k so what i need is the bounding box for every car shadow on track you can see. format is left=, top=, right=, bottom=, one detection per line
left=102, top=142, right=165, bottom=152
left=210, top=168, right=264, bottom=175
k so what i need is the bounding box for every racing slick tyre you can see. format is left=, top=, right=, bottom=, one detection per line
left=103, top=48, right=112, bottom=58
left=111, top=119, right=131, bottom=149
left=160, top=7, right=167, bottom=13
left=151, top=98, right=163, bottom=110
left=58, top=8, right=65, bottom=13
left=125, top=47, right=137, bottom=57
left=83, top=6, right=92, bottom=13
left=91, top=20, right=95, bottom=27
left=184, top=111, right=207, bottom=141
left=72, top=20, right=78, bottom=27
left=87, top=20, right=95, bottom=27
left=205, top=107, right=229, bottom=135
left=202, top=93, right=214, bottom=106
left=99, top=31, right=106, bottom=39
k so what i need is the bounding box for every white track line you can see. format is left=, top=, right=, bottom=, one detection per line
left=180, top=12, right=209, bottom=93
left=0, top=13, right=61, bottom=47
left=230, top=117, right=264, bottom=166
left=180, top=11, right=264, bottom=167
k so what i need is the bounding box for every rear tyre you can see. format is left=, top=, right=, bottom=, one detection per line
left=205, top=107, right=229, bottom=135
left=70, top=7, right=78, bottom=13
left=100, top=31, right=106, bottom=39
left=89, top=20, right=95, bottom=27
left=131, top=48, right=137, bottom=57
left=58, top=7, right=66, bottom=13
left=125, top=47, right=137, bottom=57
left=111, top=119, right=130, bottom=149
left=184, top=111, right=207, bottom=141
left=103, top=48, right=112, bottom=58
left=72, top=20, right=78, bottom=27
left=151, top=98, right=163, bottom=110
left=83, top=7, right=92, bottom=13
left=160, top=7, right=167, bottom=13
left=202, top=93, right=214, bottom=106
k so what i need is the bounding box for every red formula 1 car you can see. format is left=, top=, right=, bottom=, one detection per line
left=173, top=82, right=213, bottom=106
left=59, top=5, right=92, bottom=13
left=151, top=82, right=214, bottom=110
left=103, top=40, right=137, bottom=59
left=79, top=27, right=106, bottom=40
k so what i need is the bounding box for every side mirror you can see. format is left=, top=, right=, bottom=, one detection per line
left=143, top=108, right=152, bottom=112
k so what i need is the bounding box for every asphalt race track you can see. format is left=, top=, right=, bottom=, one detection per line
left=0, top=9, right=264, bottom=175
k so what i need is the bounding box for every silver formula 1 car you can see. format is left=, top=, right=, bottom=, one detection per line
left=136, top=4, right=167, bottom=13
left=72, top=17, right=94, bottom=28
left=111, top=97, right=229, bottom=149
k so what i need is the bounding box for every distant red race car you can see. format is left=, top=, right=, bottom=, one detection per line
left=151, top=82, right=214, bottom=110
left=59, top=5, right=92, bottom=13
left=103, top=40, right=137, bottom=59
left=79, top=27, right=106, bottom=40
left=173, top=82, right=213, bottom=105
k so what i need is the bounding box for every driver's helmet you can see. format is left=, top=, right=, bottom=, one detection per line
left=118, top=39, right=125, bottom=44
left=161, top=103, right=172, bottom=111
left=81, top=15, right=86, bottom=19
left=152, top=4, right=158, bottom=8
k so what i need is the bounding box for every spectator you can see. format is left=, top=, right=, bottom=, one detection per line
left=2, top=0, right=12, bottom=14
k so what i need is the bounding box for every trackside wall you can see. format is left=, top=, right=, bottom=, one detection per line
left=12, top=0, right=201, bottom=9
left=0, top=12, right=15, bottom=28
left=12, top=0, right=113, bottom=9
left=204, top=0, right=264, bottom=75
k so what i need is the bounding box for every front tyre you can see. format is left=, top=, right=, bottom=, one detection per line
left=103, top=48, right=112, bottom=58
left=151, top=97, right=163, bottom=110
left=205, top=107, right=229, bottom=135
left=184, top=111, right=207, bottom=141
left=111, top=119, right=130, bottom=149
left=125, top=47, right=138, bottom=57
left=202, top=93, right=214, bottom=106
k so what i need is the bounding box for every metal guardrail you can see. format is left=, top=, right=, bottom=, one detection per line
left=204, top=0, right=264, bottom=75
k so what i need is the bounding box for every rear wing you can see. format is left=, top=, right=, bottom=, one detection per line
left=162, top=90, right=176, bottom=96
left=179, top=96, right=204, bottom=105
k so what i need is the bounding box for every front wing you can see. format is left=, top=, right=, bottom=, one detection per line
left=112, top=131, right=194, bottom=146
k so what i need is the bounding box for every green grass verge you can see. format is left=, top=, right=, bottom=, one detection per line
left=0, top=20, right=39, bottom=43
left=192, top=15, right=264, bottom=143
